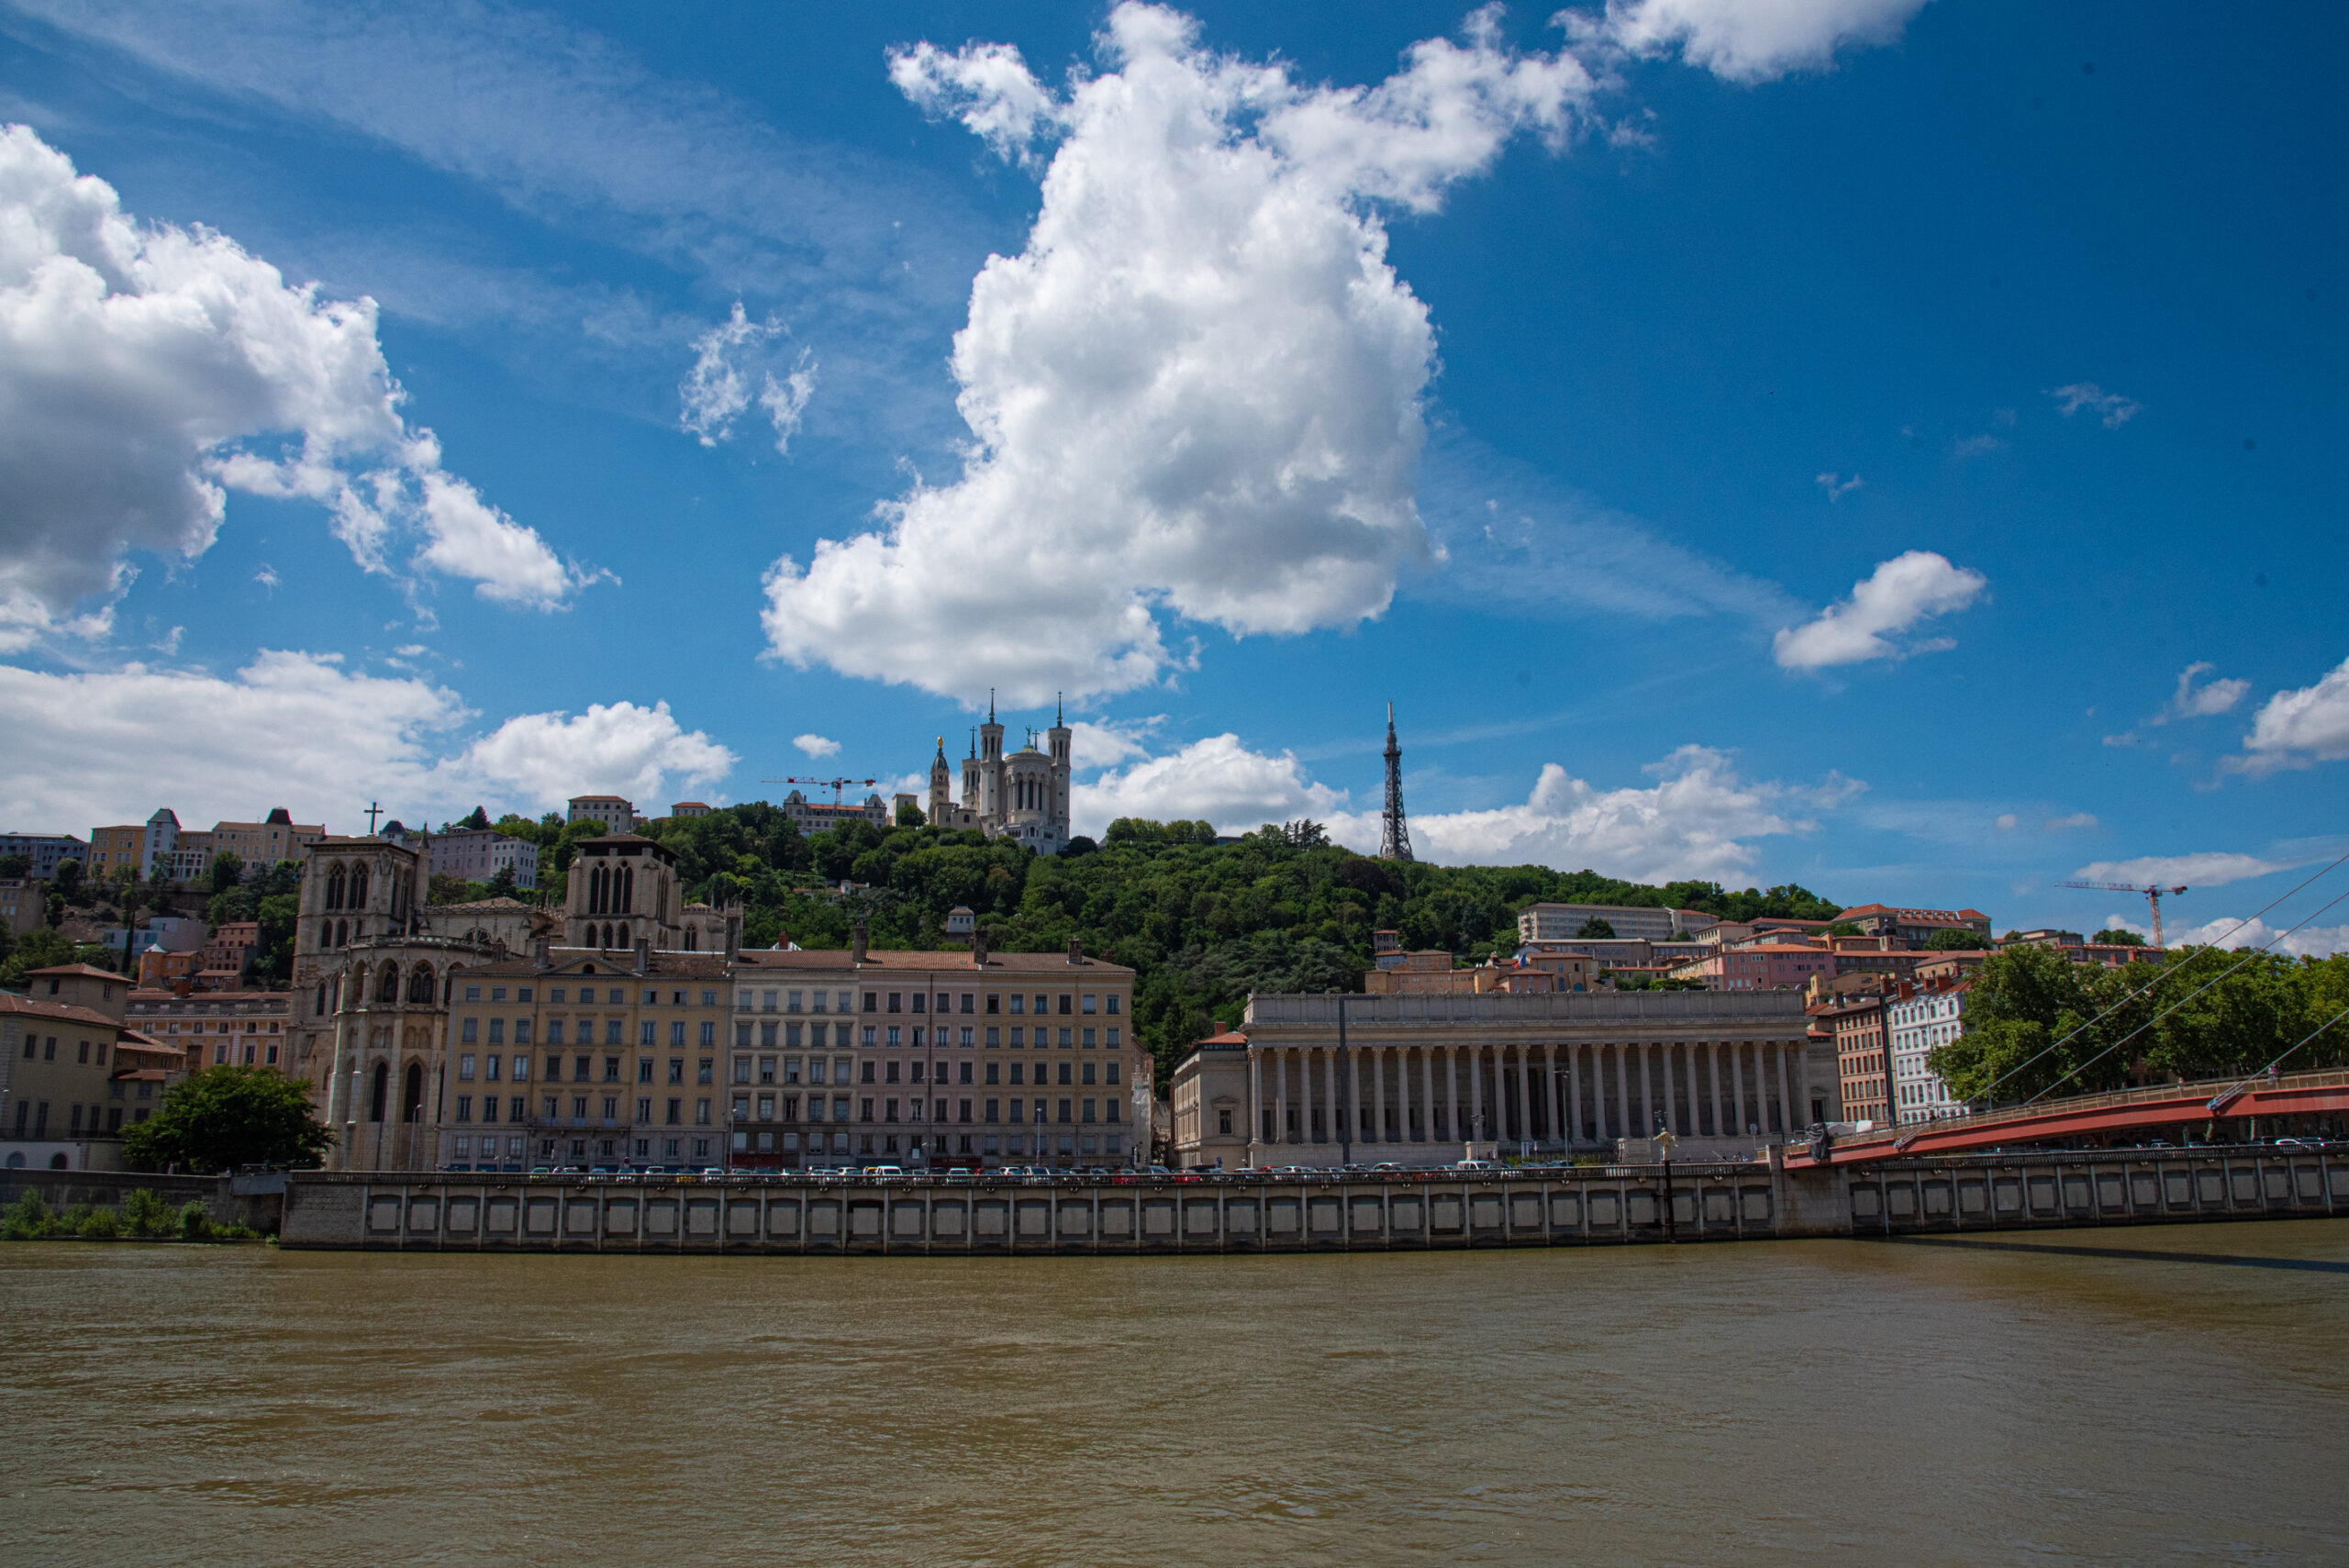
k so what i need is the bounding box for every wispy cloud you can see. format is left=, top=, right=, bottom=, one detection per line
left=1815, top=472, right=1864, bottom=503
left=2047, top=381, right=2143, bottom=429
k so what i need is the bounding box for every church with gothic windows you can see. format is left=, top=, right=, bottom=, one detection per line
left=928, top=696, right=1074, bottom=854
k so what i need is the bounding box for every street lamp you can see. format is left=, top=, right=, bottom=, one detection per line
left=1335, top=991, right=1352, bottom=1167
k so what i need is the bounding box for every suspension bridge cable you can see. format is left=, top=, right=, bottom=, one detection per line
left=2019, top=884, right=2349, bottom=1106
left=1976, top=848, right=2349, bottom=1103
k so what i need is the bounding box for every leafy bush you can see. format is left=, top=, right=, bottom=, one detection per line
left=76, top=1206, right=123, bottom=1240
left=178, top=1200, right=215, bottom=1240
left=122, top=1187, right=173, bottom=1238
left=1, top=1190, right=58, bottom=1240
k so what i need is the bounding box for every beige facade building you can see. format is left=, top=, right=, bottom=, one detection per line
left=729, top=938, right=1145, bottom=1170
left=1, top=964, right=180, bottom=1170
left=1170, top=989, right=1832, bottom=1170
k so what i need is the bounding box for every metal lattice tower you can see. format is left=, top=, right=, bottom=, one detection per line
left=1378, top=702, right=1413, bottom=862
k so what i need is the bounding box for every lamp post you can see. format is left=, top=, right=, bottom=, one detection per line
left=1653, top=1120, right=1678, bottom=1241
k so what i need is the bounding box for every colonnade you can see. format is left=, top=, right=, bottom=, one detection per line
left=1248, top=1040, right=1810, bottom=1152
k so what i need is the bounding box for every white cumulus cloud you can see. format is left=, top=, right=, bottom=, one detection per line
left=1579, top=0, right=1932, bottom=83
left=793, top=733, right=841, bottom=760
left=2228, top=653, right=2349, bottom=778
left=0, top=653, right=732, bottom=828
left=680, top=302, right=818, bottom=455
left=2071, top=851, right=2299, bottom=889
left=1332, top=744, right=1859, bottom=884
left=1070, top=728, right=1857, bottom=884
left=0, top=124, right=591, bottom=648
left=1074, top=732, right=1346, bottom=836
left=2102, top=914, right=2349, bottom=962
left=2047, top=381, right=2143, bottom=429
left=763, top=5, right=1600, bottom=704
left=1771, top=550, right=1986, bottom=670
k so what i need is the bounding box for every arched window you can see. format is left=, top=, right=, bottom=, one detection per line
left=618, top=921, right=630, bottom=949
left=407, top=964, right=435, bottom=1004
left=319, top=919, right=334, bottom=950
left=402, top=1062, right=424, bottom=1123
left=619, top=863, right=635, bottom=915
left=369, top=1061, right=389, bottom=1122
left=334, top=918, right=348, bottom=948
left=326, top=865, right=346, bottom=911
left=351, top=866, right=369, bottom=907
left=315, top=983, right=328, bottom=1018
left=684, top=926, right=697, bottom=951
left=378, top=964, right=401, bottom=1005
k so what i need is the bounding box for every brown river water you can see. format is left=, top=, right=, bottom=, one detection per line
left=5, top=1219, right=2346, bottom=1565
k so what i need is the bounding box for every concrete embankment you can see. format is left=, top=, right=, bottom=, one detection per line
left=280, top=1146, right=2349, bottom=1253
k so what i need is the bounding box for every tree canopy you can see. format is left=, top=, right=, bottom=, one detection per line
left=122, top=1066, right=333, bottom=1173
left=1923, top=928, right=1990, bottom=951
left=1927, top=944, right=2349, bottom=1105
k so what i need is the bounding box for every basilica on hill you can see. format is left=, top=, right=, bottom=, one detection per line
left=928, top=695, right=1073, bottom=854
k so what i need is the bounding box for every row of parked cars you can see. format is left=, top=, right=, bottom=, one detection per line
left=480, top=1160, right=1562, bottom=1186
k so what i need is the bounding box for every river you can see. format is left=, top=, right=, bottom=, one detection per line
left=5, top=1219, right=2345, bottom=1564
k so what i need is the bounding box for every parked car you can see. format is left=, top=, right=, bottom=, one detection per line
left=1453, top=1158, right=1499, bottom=1173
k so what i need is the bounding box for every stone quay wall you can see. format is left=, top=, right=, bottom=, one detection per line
left=280, top=1145, right=2349, bottom=1253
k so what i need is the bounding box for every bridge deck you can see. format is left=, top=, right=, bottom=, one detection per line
left=1787, top=1068, right=2349, bottom=1167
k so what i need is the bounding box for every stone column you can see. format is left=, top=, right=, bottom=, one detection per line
left=1446, top=1048, right=1461, bottom=1144
left=1613, top=1043, right=1631, bottom=1145
left=1566, top=1043, right=1583, bottom=1147
left=1544, top=1044, right=1560, bottom=1149
left=1731, top=1041, right=1749, bottom=1137
left=1779, top=1041, right=1799, bottom=1133
left=1660, top=1041, right=1678, bottom=1136
left=1707, top=1042, right=1725, bottom=1138
left=1517, top=1047, right=1532, bottom=1147
left=1250, top=1048, right=1264, bottom=1152
left=1469, top=1046, right=1486, bottom=1144
left=1372, top=1047, right=1387, bottom=1150
left=1419, top=1047, right=1434, bottom=1142
left=1275, top=1048, right=1288, bottom=1149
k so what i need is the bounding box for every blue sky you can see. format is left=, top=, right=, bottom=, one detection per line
left=1, top=0, right=2343, bottom=951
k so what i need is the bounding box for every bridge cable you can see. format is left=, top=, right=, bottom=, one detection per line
left=2016, top=884, right=2349, bottom=1106
left=1973, top=849, right=2349, bottom=1106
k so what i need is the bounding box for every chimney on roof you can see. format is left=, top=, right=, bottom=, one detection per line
left=724, top=912, right=740, bottom=962
left=852, top=917, right=867, bottom=964
left=972, top=929, right=987, bottom=967
left=1067, top=937, right=1082, bottom=965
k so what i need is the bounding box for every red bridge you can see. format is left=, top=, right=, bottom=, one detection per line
left=1784, top=1068, right=2349, bottom=1168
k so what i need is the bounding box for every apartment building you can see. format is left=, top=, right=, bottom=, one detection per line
left=438, top=954, right=735, bottom=1173
left=0, top=832, right=89, bottom=881
left=1670, top=943, right=1840, bottom=991
left=728, top=939, right=1144, bottom=1171
left=566, top=795, right=637, bottom=834
left=429, top=828, right=540, bottom=891
left=1816, top=994, right=1892, bottom=1129
left=1836, top=904, right=1994, bottom=944
left=1, top=879, right=44, bottom=938
left=127, top=987, right=292, bottom=1073
left=1887, top=980, right=1971, bottom=1125
left=1516, top=903, right=1716, bottom=943
left=1, top=965, right=181, bottom=1170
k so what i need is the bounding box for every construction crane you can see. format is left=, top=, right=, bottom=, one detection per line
left=2058, top=881, right=2188, bottom=949
left=762, top=775, right=878, bottom=807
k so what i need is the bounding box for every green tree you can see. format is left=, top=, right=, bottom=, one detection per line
left=121, top=1066, right=333, bottom=1173
left=253, top=893, right=300, bottom=984
left=896, top=799, right=927, bottom=828
left=2093, top=929, right=2146, bottom=946
left=484, top=862, right=518, bottom=899
left=1575, top=917, right=1617, bottom=939
left=0, top=926, right=74, bottom=988
left=1924, top=928, right=1990, bottom=951
left=0, top=853, right=28, bottom=879
left=52, top=859, right=83, bottom=900
left=208, top=852, right=246, bottom=895
left=462, top=806, right=491, bottom=830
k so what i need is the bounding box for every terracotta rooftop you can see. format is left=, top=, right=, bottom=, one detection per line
left=735, top=949, right=1133, bottom=975
left=25, top=963, right=126, bottom=981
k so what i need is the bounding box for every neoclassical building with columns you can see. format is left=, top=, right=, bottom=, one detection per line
left=1170, top=989, right=1831, bottom=1169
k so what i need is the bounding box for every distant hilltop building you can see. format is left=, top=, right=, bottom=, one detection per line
left=777, top=790, right=889, bottom=836
left=1518, top=904, right=1719, bottom=944
left=927, top=693, right=1072, bottom=854
left=566, top=795, right=637, bottom=835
